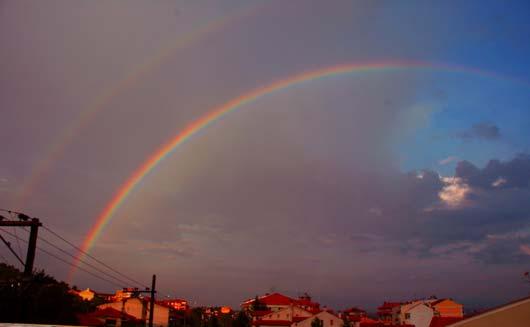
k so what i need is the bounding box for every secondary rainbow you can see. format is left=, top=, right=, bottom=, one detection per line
left=14, top=3, right=266, bottom=212
left=68, top=60, right=530, bottom=281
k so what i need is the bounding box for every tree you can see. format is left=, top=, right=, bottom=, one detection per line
left=233, top=311, right=250, bottom=327
left=311, top=318, right=323, bottom=327
left=0, top=263, right=85, bottom=324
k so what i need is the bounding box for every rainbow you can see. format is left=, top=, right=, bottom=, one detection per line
left=14, top=2, right=266, bottom=211
left=68, top=60, right=530, bottom=281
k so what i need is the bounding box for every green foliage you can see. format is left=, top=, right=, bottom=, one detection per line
left=208, top=315, right=220, bottom=327
left=311, top=317, right=323, bottom=327
left=233, top=311, right=250, bottom=327
left=0, top=263, right=87, bottom=324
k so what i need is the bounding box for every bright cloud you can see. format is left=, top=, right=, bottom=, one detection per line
left=438, top=177, right=471, bottom=207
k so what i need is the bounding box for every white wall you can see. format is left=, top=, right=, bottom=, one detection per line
left=98, top=298, right=170, bottom=327
left=401, top=303, right=433, bottom=327
left=294, top=311, right=343, bottom=327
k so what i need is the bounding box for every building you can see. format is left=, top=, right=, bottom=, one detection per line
left=77, top=307, right=143, bottom=327
left=98, top=297, right=171, bottom=327
left=252, top=304, right=314, bottom=327
left=445, top=296, right=530, bottom=327
left=71, top=288, right=96, bottom=301
left=398, top=302, right=434, bottom=327
left=376, top=302, right=402, bottom=325
left=341, top=307, right=368, bottom=325
left=243, top=293, right=299, bottom=313
left=430, top=299, right=463, bottom=318
left=294, top=311, right=343, bottom=327
left=159, top=298, right=189, bottom=311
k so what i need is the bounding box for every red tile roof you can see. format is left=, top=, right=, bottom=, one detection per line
left=260, top=293, right=295, bottom=305
left=429, top=317, right=463, bottom=327
left=377, top=302, right=402, bottom=311
left=93, top=307, right=139, bottom=321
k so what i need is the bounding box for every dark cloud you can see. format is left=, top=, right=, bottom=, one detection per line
left=455, top=154, right=530, bottom=189
left=456, top=123, right=501, bottom=140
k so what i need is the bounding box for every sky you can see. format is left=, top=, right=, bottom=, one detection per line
left=1, top=0, right=530, bottom=311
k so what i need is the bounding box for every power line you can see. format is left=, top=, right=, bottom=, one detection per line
left=0, top=228, right=125, bottom=289
left=42, top=225, right=148, bottom=288
left=37, top=245, right=125, bottom=289
left=0, top=209, right=148, bottom=288
left=0, top=210, right=25, bottom=260
left=0, top=232, right=24, bottom=267
left=0, top=228, right=134, bottom=287
left=37, top=234, right=136, bottom=287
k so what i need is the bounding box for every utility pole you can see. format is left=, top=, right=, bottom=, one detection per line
left=149, top=274, right=156, bottom=327
left=0, top=217, right=42, bottom=276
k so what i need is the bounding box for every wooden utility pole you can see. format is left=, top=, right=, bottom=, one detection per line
left=0, top=218, right=42, bottom=276
left=149, top=274, right=156, bottom=327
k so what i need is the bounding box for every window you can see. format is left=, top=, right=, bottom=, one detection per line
left=405, top=313, right=411, bottom=319
left=330, top=320, right=333, bottom=326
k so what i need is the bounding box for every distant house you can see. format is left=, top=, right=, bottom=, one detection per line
left=294, top=311, right=343, bottom=327
left=78, top=307, right=143, bottom=327
left=159, top=298, right=189, bottom=311
left=98, top=297, right=171, bottom=327
left=398, top=302, right=434, bottom=327
left=243, top=293, right=301, bottom=313
left=376, top=302, right=402, bottom=325
left=243, top=292, right=340, bottom=327
left=71, top=288, right=96, bottom=301
left=342, top=307, right=368, bottom=323
left=430, top=299, right=463, bottom=318
left=252, top=304, right=314, bottom=327
left=446, top=296, right=530, bottom=327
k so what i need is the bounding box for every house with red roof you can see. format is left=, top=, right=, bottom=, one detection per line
left=243, top=292, right=340, bottom=327
left=77, top=307, right=143, bottom=327
left=98, top=297, right=172, bottom=327
left=341, top=307, right=368, bottom=324
left=252, top=303, right=314, bottom=327
left=293, top=310, right=343, bottom=327
left=159, top=298, right=189, bottom=311
left=429, top=299, right=463, bottom=318
left=243, top=293, right=299, bottom=313
left=376, top=302, right=402, bottom=325
left=398, top=302, right=434, bottom=327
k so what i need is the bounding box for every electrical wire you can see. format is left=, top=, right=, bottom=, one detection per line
left=0, top=227, right=135, bottom=288
left=0, top=227, right=124, bottom=288
left=42, top=225, right=148, bottom=288
left=0, top=209, right=148, bottom=289
left=0, top=232, right=24, bottom=267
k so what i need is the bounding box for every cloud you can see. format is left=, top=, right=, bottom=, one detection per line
left=520, top=244, right=530, bottom=256
left=438, top=177, right=471, bottom=207
left=456, top=122, right=501, bottom=140
left=455, top=154, right=530, bottom=189
left=439, top=156, right=459, bottom=165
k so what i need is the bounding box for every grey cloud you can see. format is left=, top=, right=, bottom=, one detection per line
left=456, top=123, right=501, bottom=140
left=455, top=154, right=530, bottom=189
